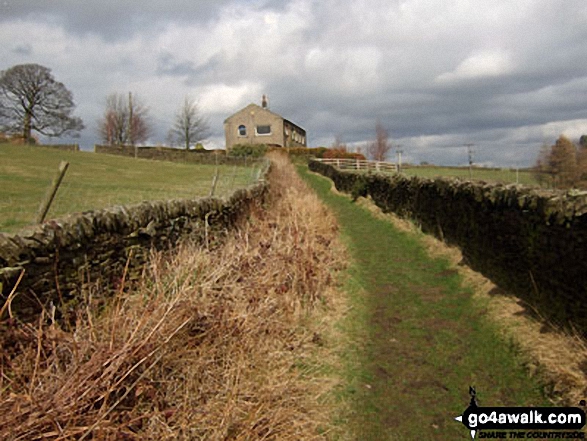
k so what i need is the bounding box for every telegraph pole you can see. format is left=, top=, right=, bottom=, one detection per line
left=396, top=144, right=403, bottom=173
left=464, top=143, right=474, bottom=180
left=128, top=92, right=137, bottom=158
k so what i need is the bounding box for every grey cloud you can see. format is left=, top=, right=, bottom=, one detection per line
left=0, top=0, right=266, bottom=40
left=11, top=43, right=32, bottom=55
left=2, top=0, right=587, bottom=168
left=156, top=52, right=197, bottom=77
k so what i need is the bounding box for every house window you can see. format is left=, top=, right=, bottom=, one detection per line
left=238, top=125, right=247, bottom=136
left=256, top=125, right=271, bottom=135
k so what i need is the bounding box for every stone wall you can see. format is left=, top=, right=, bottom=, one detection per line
left=309, top=160, right=587, bottom=336
left=41, top=144, right=80, bottom=152
left=0, top=178, right=269, bottom=323
left=95, top=145, right=251, bottom=166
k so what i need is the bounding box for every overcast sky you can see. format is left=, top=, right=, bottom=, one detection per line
left=2, top=0, right=587, bottom=166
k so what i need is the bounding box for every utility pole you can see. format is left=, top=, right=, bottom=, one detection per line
left=128, top=92, right=137, bottom=158
left=464, top=143, right=474, bottom=180
left=396, top=144, right=403, bottom=173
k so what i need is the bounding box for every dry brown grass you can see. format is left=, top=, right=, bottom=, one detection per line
left=0, top=151, right=347, bottom=440
left=350, top=193, right=587, bottom=407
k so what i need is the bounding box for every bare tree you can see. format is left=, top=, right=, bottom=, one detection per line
left=331, top=134, right=347, bottom=152
left=367, top=121, right=391, bottom=161
left=168, top=96, right=210, bottom=150
left=533, top=143, right=553, bottom=187
left=0, top=63, right=84, bottom=144
left=98, top=92, right=151, bottom=146
left=99, top=93, right=126, bottom=145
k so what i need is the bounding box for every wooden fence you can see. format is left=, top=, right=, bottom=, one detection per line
left=312, top=158, right=398, bottom=173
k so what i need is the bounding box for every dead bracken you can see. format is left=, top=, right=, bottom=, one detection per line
left=0, top=151, right=347, bottom=440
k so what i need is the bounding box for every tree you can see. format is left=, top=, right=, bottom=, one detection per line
left=533, top=135, right=581, bottom=189
left=576, top=137, right=587, bottom=186
left=0, top=63, right=84, bottom=144
left=549, top=135, right=577, bottom=188
left=98, top=92, right=151, bottom=146
left=168, top=96, right=210, bottom=150
left=367, top=121, right=392, bottom=161
left=331, top=134, right=347, bottom=152
left=533, top=143, right=553, bottom=187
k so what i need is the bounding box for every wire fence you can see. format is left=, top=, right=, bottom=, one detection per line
left=312, top=158, right=539, bottom=186
left=0, top=145, right=268, bottom=234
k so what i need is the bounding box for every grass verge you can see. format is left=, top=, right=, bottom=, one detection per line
left=0, top=144, right=261, bottom=233
left=298, top=164, right=553, bottom=440
left=352, top=195, right=587, bottom=408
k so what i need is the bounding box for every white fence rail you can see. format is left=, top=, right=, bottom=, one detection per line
left=313, top=158, right=398, bottom=173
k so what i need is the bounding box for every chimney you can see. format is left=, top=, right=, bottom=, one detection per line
left=262, top=94, right=268, bottom=109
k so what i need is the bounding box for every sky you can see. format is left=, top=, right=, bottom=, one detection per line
left=1, top=0, right=587, bottom=167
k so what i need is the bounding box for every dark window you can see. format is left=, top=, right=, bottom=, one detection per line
left=238, top=125, right=246, bottom=136
left=256, top=125, right=271, bottom=135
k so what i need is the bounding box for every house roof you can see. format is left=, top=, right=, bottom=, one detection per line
left=224, top=103, right=305, bottom=133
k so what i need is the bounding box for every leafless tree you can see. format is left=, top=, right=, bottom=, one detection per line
left=168, top=96, right=210, bottom=150
left=0, top=63, right=84, bottom=144
left=98, top=92, right=151, bottom=146
left=533, top=143, right=553, bottom=187
left=331, top=134, right=348, bottom=152
left=367, top=121, right=391, bottom=161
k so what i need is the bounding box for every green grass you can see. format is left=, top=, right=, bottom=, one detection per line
left=402, top=165, right=539, bottom=186
left=297, top=165, right=550, bottom=440
left=0, top=144, right=262, bottom=233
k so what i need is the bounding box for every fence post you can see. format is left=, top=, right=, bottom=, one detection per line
left=376, top=161, right=380, bottom=172
left=209, top=168, right=219, bottom=197
left=229, top=165, right=237, bottom=191
left=37, top=161, right=69, bottom=224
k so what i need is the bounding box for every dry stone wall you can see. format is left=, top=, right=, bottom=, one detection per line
left=41, top=144, right=80, bottom=152
left=95, top=145, right=246, bottom=166
left=0, top=180, right=269, bottom=323
left=309, top=159, right=587, bottom=337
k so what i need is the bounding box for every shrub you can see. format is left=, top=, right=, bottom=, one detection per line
left=229, top=143, right=268, bottom=158
left=323, top=149, right=366, bottom=160
left=351, top=176, right=369, bottom=201
left=285, top=147, right=329, bottom=158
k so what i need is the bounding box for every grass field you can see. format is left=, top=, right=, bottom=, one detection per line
left=0, top=144, right=263, bottom=233
left=402, top=165, right=539, bottom=186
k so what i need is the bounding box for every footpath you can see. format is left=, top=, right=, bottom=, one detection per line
left=298, top=166, right=551, bottom=440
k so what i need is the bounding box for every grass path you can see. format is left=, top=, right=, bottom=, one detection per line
left=297, top=165, right=550, bottom=440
